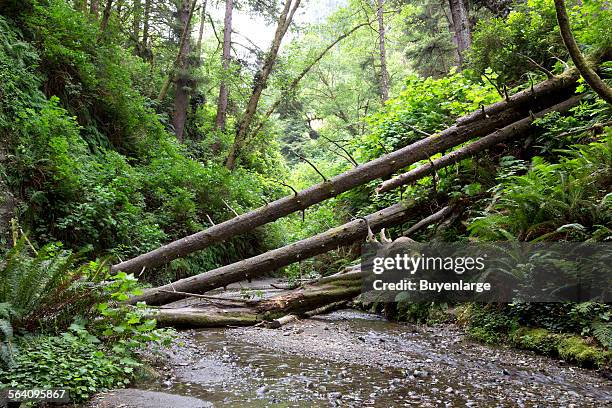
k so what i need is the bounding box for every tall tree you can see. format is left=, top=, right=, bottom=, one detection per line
left=90, top=0, right=100, bottom=17
left=447, top=0, right=471, bottom=65
left=172, top=0, right=197, bottom=141
left=215, top=0, right=234, bottom=131
left=376, top=0, right=389, bottom=102
left=132, top=0, right=141, bottom=40
left=196, top=0, right=208, bottom=59
left=99, top=0, right=114, bottom=33
left=225, top=0, right=302, bottom=170
left=141, top=0, right=152, bottom=57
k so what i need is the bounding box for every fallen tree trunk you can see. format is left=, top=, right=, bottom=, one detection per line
left=376, top=95, right=581, bottom=193
left=128, top=200, right=420, bottom=305
left=111, top=69, right=581, bottom=275
left=154, top=270, right=362, bottom=327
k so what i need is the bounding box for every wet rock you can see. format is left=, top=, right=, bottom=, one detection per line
left=328, top=392, right=342, bottom=399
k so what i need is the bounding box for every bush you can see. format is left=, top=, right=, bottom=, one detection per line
left=0, top=330, right=140, bottom=402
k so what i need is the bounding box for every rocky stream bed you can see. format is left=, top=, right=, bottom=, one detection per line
left=86, top=309, right=612, bottom=407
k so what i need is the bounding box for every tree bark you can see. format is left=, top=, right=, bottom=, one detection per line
left=447, top=0, right=471, bottom=66
left=225, top=0, right=302, bottom=169
left=90, top=0, right=99, bottom=18
left=142, top=0, right=152, bottom=55
left=553, top=0, right=612, bottom=105
left=132, top=0, right=141, bottom=41
left=112, top=68, right=581, bottom=276
left=196, top=0, right=208, bottom=60
left=171, top=0, right=197, bottom=141
left=376, top=0, right=390, bottom=102
left=376, top=95, right=582, bottom=193
left=153, top=272, right=361, bottom=327
left=127, top=200, right=424, bottom=305
left=99, top=0, right=114, bottom=33
left=214, top=0, right=233, bottom=131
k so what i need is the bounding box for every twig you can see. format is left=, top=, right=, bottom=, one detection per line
left=406, top=124, right=432, bottom=138
left=320, top=135, right=358, bottom=166
left=222, top=199, right=240, bottom=216
left=274, top=179, right=298, bottom=196
left=518, top=53, right=554, bottom=78
left=482, top=72, right=503, bottom=98
left=378, top=141, right=390, bottom=154
left=206, top=214, right=216, bottom=225
left=291, top=149, right=328, bottom=182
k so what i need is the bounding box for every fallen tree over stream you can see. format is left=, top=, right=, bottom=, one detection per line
left=153, top=268, right=363, bottom=327
left=129, top=199, right=431, bottom=305
left=128, top=94, right=582, bottom=307
left=113, top=68, right=582, bottom=275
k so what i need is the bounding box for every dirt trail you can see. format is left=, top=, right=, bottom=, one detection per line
left=87, top=309, right=612, bottom=408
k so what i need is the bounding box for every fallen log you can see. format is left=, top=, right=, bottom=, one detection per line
left=265, top=314, right=299, bottom=329
left=128, top=199, right=412, bottom=306
left=112, top=69, right=581, bottom=275
left=376, top=95, right=582, bottom=193
left=153, top=271, right=362, bottom=327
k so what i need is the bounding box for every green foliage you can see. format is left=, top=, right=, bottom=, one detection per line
left=0, top=330, right=141, bottom=401
left=469, top=131, right=612, bottom=241
left=91, top=272, right=168, bottom=353
left=468, top=0, right=612, bottom=87
left=461, top=304, right=519, bottom=344
left=0, top=235, right=103, bottom=337
left=395, top=302, right=450, bottom=325
left=511, top=328, right=612, bottom=368
left=358, top=71, right=499, bottom=161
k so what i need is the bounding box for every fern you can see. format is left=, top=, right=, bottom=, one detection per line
left=0, top=230, right=103, bottom=334
left=469, top=132, right=612, bottom=241
left=592, top=322, right=612, bottom=349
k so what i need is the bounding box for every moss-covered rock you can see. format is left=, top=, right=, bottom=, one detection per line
left=510, top=327, right=612, bottom=368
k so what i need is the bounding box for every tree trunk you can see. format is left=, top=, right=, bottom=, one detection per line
left=112, top=68, right=582, bottom=275
left=132, top=0, right=141, bottom=41
left=447, top=0, right=471, bottom=66
left=376, top=0, right=389, bottom=102
left=90, top=0, right=99, bottom=18
left=154, top=272, right=361, bottom=327
left=376, top=95, right=582, bottom=193
left=214, top=0, right=233, bottom=131
left=128, top=200, right=425, bottom=305
left=249, top=20, right=373, bottom=138
left=553, top=0, right=612, bottom=105
left=196, top=0, right=208, bottom=59
left=158, top=0, right=197, bottom=102
left=172, top=0, right=196, bottom=141
left=225, top=0, right=302, bottom=170
left=99, top=0, right=114, bottom=33
left=142, top=0, right=152, bottom=56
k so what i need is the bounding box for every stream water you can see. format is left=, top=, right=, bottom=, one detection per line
left=87, top=309, right=612, bottom=407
